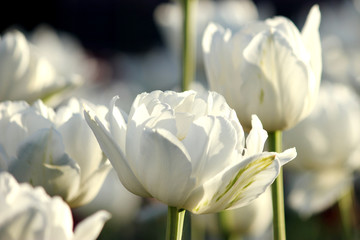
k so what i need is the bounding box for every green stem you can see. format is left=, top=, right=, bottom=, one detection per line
left=218, top=211, right=232, bottom=240
left=268, top=131, right=286, bottom=240
left=218, top=211, right=244, bottom=240
left=339, top=186, right=357, bottom=240
left=166, top=206, right=186, bottom=240
left=180, top=0, right=196, bottom=91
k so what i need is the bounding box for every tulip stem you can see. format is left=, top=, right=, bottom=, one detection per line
left=218, top=210, right=244, bottom=240
left=218, top=210, right=232, bottom=240
left=339, top=186, right=358, bottom=240
left=268, top=131, right=286, bottom=240
left=166, top=206, right=186, bottom=240
left=180, top=0, right=196, bottom=91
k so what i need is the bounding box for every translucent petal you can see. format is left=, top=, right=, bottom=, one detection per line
left=109, top=96, right=127, bottom=151
left=73, top=210, right=111, bottom=240
left=245, top=115, right=268, bottom=156
left=301, top=5, right=322, bottom=82
left=183, top=116, right=238, bottom=185
left=242, top=28, right=312, bottom=130
left=9, top=128, right=81, bottom=203
left=186, top=152, right=280, bottom=214
left=136, top=128, right=195, bottom=206
left=84, top=108, right=151, bottom=198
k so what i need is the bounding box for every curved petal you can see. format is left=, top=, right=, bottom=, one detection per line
left=73, top=210, right=111, bottom=240
left=126, top=103, right=176, bottom=169
left=276, top=147, right=297, bottom=166
left=202, top=23, right=234, bottom=100
left=57, top=114, right=103, bottom=180
left=67, top=162, right=111, bottom=208
left=242, top=28, right=312, bottom=131
left=47, top=196, right=74, bottom=239
left=109, top=96, right=128, bottom=151
left=183, top=116, right=238, bottom=185
left=1, top=107, right=52, bottom=159
left=185, top=152, right=280, bottom=214
left=136, top=128, right=195, bottom=207
left=9, top=128, right=81, bottom=203
left=0, top=206, right=49, bottom=240
left=0, top=30, right=30, bottom=101
left=301, top=4, right=322, bottom=82
left=125, top=103, right=154, bottom=169
left=84, top=108, right=151, bottom=198
left=266, top=17, right=309, bottom=61
left=245, top=115, right=268, bottom=156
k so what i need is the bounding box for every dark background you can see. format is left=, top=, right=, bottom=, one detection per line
left=0, top=0, right=342, bottom=56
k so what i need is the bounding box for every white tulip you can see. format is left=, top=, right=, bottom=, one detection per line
left=0, top=30, right=82, bottom=104
left=0, top=98, right=111, bottom=207
left=0, top=172, right=110, bottom=240
left=202, top=5, right=322, bottom=131
left=85, top=90, right=296, bottom=214
left=284, top=82, right=360, bottom=216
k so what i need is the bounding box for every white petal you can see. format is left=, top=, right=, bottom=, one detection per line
left=174, top=112, right=194, bottom=140
left=109, top=96, right=128, bottom=151
left=84, top=108, right=151, bottom=198
left=245, top=115, right=268, bottom=156
left=136, top=128, right=195, bottom=207
left=0, top=206, right=49, bottom=240
left=1, top=103, right=53, bottom=159
left=203, top=23, right=231, bottom=54
left=128, top=91, right=160, bottom=119
left=202, top=23, right=235, bottom=103
left=242, top=28, right=312, bottom=131
left=186, top=152, right=280, bottom=214
left=0, top=172, right=74, bottom=240
left=57, top=114, right=102, bottom=180
left=173, top=91, right=196, bottom=113
left=9, top=128, right=81, bottom=203
left=0, top=31, right=30, bottom=101
left=67, top=162, right=111, bottom=208
left=73, top=210, right=111, bottom=240
left=46, top=196, right=74, bottom=239
left=0, top=172, right=19, bottom=195
left=125, top=103, right=159, bottom=169
left=266, top=17, right=309, bottom=61
left=276, top=147, right=297, bottom=166
left=301, top=4, right=322, bottom=82
left=183, top=116, right=238, bottom=185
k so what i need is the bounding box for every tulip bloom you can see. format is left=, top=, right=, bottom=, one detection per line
left=284, top=83, right=360, bottom=216
left=0, top=30, right=82, bottom=104
left=202, top=5, right=322, bottom=131
left=0, top=98, right=111, bottom=207
left=0, top=172, right=110, bottom=240
left=85, top=90, right=296, bottom=214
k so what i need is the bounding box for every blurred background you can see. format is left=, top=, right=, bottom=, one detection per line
left=0, top=0, right=338, bottom=55
left=2, top=0, right=360, bottom=239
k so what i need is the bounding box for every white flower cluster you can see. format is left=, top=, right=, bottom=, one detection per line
left=3, top=0, right=360, bottom=239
